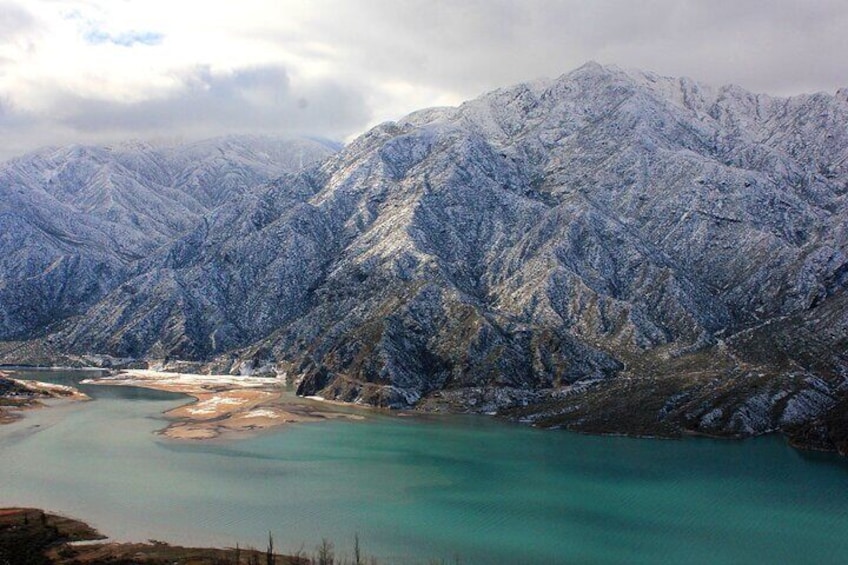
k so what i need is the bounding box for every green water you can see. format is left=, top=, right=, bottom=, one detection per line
left=2, top=369, right=847, bottom=564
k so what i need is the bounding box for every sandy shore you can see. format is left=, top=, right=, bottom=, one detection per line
left=0, top=370, right=90, bottom=424
left=82, top=369, right=363, bottom=440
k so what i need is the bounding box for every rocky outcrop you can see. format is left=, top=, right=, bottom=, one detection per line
left=3, top=63, right=848, bottom=451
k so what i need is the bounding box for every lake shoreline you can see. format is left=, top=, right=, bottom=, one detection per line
left=2, top=366, right=848, bottom=564
left=82, top=369, right=366, bottom=440
left=3, top=366, right=846, bottom=456
left=0, top=370, right=90, bottom=425
left=0, top=507, right=303, bottom=564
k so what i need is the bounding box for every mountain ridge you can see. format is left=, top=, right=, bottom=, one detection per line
left=0, top=135, right=336, bottom=341
left=2, top=63, right=847, bottom=453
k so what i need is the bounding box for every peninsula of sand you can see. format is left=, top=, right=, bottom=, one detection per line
left=81, top=369, right=364, bottom=440
left=0, top=370, right=90, bottom=424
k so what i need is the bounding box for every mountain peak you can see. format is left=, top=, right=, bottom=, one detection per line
left=572, top=60, right=613, bottom=73
left=2, top=67, right=847, bottom=454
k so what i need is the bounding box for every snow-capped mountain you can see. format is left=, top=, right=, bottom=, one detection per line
left=3, top=63, right=847, bottom=452
left=0, top=136, right=336, bottom=340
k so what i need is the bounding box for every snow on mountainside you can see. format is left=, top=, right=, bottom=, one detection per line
left=0, top=136, right=335, bottom=340
left=3, top=63, right=848, bottom=452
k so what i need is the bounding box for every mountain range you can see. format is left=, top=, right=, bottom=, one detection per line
left=1, top=63, right=846, bottom=453
left=0, top=136, right=335, bottom=341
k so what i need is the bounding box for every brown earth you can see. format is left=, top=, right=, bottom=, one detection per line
left=84, top=370, right=365, bottom=441
left=1, top=507, right=304, bottom=565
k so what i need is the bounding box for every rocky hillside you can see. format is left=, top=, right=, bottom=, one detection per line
left=3, top=63, right=847, bottom=452
left=0, top=136, right=335, bottom=341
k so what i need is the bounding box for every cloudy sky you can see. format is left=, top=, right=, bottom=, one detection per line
left=0, top=0, right=845, bottom=160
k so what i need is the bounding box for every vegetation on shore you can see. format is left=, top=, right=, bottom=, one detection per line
left=0, top=508, right=460, bottom=565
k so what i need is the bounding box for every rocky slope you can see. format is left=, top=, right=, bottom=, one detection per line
left=0, top=136, right=336, bottom=342
left=3, top=63, right=848, bottom=451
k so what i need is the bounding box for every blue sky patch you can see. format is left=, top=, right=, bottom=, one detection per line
left=85, top=29, right=164, bottom=47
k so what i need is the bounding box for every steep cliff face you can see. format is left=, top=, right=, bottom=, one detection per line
left=4, top=63, right=848, bottom=449
left=0, top=136, right=336, bottom=341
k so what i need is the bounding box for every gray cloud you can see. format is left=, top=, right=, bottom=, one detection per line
left=0, top=65, right=371, bottom=160
left=0, top=1, right=37, bottom=41
left=298, top=0, right=848, bottom=97
left=0, top=95, right=52, bottom=160
left=1, top=0, right=846, bottom=161
left=65, top=65, right=369, bottom=134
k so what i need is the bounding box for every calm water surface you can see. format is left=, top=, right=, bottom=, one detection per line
left=2, top=369, right=847, bottom=564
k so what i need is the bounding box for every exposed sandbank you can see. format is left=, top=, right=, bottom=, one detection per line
left=82, top=369, right=364, bottom=440
left=0, top=370, right=90, bottom=424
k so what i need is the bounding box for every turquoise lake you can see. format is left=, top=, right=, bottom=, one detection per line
left=2, top=369, right=847, bottom=564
